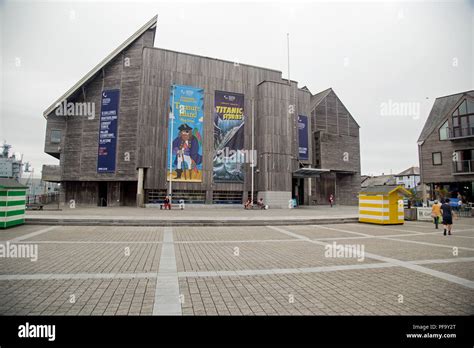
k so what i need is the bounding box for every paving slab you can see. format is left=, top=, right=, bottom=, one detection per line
left=1, top=220, right=473, bottom=316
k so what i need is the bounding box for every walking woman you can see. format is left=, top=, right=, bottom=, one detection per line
left=440, top=198, right=456, bottom=236
left=431, top=200, right=441, bottom=229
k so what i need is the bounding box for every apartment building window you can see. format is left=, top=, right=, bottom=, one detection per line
left=452, top=99, right=474, bottom=137
left=50, top=130, right=61, bottom=144
left=439, top=120, right=449, bottom=140
left=453, top=149, right=474, bottom=173
left=432, top=152, right=442, bottom=165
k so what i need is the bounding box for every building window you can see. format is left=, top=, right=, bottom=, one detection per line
left=439, top=120, right=449, bottom=140
left=452, top=99, right=474, bottom=137
left=50, top=130, right=61, bottom=144
left=453, top=149, right=474, bottom=173
left=432, top=152, right=442, bottom=166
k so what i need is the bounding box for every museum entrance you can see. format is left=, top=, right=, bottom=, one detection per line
left=292, top=178, right=305, bottom=205
left=292, top=167, right=332, bottom=206
left=98, top=182, right=108, bottom=207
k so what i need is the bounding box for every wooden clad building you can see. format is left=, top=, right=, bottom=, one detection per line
left=418, top=90, right=474, bottom=202
left=42, top=16, right=361, bottom=208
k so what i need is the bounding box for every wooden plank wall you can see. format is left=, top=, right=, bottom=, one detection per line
left=310, top=90, right=361, bottom=205
left=138, top=47, right=308, bottom=198
left=420, top=127, right=474, bottom=184
left=256, top=80, right=296, bottom=192
left=44, top=29, right=156, bottom=183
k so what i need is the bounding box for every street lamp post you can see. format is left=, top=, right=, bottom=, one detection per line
left=168, top=86, right=175, bottom=202
left=251, top=99, right=255, bottom=205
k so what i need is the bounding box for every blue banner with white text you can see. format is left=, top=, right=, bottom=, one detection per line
left=298, top=115, right=309, bottom=161
left=97, top=89, right=120, bottom=173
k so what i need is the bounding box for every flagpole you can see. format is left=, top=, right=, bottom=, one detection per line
left=251, top=99, right=255, bottom=206
left=168, top=86, right=175, bottom=201
left=287, top=33, right=290, bottom=85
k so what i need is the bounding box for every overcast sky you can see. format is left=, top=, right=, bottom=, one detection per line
left=1, top=0, right=473, bottom=178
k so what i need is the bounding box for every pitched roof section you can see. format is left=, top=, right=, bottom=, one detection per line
left=43, top=15, right=158, bottom=118
left=311, top=88, right=361, bottom=129
left=361, top=175, right=396, bottom=188
left=360, top=185, right=411, bottom=196
left=396, top=166, right=420, bottom=176
left=417, top=90, right=474, bottom=142
left=310, top=88, right=332, bottom=110
left=0, top=178, right=27, bottom=189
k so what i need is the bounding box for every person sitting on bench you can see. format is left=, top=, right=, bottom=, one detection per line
left=244, top=198, right=252, bottom=209
left=163, top=196, right=171, bottom=210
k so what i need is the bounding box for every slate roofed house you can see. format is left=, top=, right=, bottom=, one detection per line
left=394, top=166, right=420, bottom=190
left=417, top=90, right=474, bottom=202
left=360, top=174, right=396, bottom=188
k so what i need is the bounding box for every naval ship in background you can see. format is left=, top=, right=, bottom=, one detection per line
left=0, top=141, right=24, bottom=181
left=0, top=141, right=58, bottom=205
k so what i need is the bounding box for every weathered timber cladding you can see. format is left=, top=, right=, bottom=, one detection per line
left=43, top=20, right=362, bottom=206
left=309, top=89, right=361, bottom=205
left=44, top=29, right=156, bottom=182
left=420, top=119, right=474, bottom=184
left=138, top=47, right=294, bottom=195
left=418, top=91, right=474, bottom=186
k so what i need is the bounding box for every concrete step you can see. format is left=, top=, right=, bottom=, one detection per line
left=25, top=217, right=358, bottom=227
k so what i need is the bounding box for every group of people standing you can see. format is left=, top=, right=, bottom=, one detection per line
left=431, top=199, right=457, bottom=235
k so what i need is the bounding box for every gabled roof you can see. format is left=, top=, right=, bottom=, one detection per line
left=396, top=166, right=420, bottom=176
left=43, top=15, right=158, bottom=118
left=360, top=185, right=411, bottom=196
left=310, top=88, right=361, bottom=128
left=417, top=90, right=474, bottom=142
left=311, top=88, right=332, bottom=110
left=361, top=175, right=396, bottom=188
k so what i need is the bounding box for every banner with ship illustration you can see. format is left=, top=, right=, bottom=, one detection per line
left=213, top=91, right=245, bottom=183
left=166, top=85, right=204, bottom=183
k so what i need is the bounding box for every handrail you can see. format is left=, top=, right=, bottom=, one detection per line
left=452, top=160, right=474, bottom=174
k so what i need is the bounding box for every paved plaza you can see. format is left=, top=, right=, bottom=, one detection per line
left=0, top=220, right=473, bottom=315
left=25, top=205, right=359, bottom=226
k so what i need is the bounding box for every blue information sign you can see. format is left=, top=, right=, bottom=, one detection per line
left=97, top=89, right=120, bottom=173
left=298, top=115, right=309, bottom=160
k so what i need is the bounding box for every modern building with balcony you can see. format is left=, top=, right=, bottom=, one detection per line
left=417, top=90, right=474, bottom=202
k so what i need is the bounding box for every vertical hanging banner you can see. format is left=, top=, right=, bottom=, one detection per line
left=97, top=89, right=120, bottom=173
left=213, top=91, right=245, bottom=183
left=167, top=85, right=204, bottom=182
left=298, top=115, right=309, bottom=160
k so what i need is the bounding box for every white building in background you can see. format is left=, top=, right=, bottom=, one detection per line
left=395, top=166, right=421, bottom=190
left=19, top=178, right=59, bottom=197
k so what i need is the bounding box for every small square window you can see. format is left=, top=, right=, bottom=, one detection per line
left=432, top=152, right=442, bottom=166
left=51, top=130, right=61, bottom=144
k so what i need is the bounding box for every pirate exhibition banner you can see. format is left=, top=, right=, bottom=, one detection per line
left=213, top=91, right=245, bottom=183
left=167, top=85, right=204, bottom=182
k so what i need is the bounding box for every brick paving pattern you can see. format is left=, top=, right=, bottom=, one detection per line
left=0, top=220, right=473, bottom=315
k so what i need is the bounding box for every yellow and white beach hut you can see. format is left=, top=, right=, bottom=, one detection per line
left=359, top=185, right=412, bottom=225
